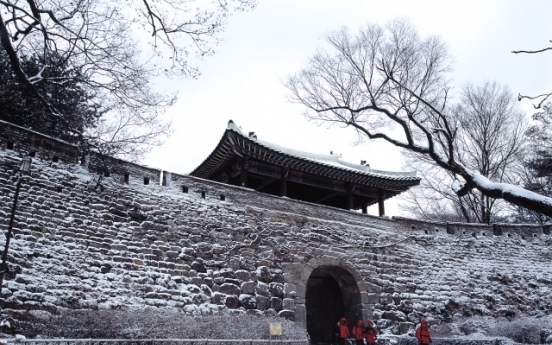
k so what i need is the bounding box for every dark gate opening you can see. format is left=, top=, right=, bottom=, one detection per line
left=306, top=266, right=361, bottom=344
left=306, top=275, right=344, bottom=344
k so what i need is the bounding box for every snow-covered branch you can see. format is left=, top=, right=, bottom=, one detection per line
left=0, top=0, right=257, bottom=160
left=513, top=39, right=552, bottom=109
left=288, top=19, right=552, bottom=218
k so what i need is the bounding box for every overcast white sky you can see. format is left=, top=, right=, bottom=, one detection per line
left=142, top=0, right=552, bottom=216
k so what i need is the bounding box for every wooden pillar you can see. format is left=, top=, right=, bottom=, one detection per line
left=347, top=184, right=354, bottom=210
left=362, top=202, right=367, bottom=214
left=280, top=168, right=288, bottom=197
left=378, top=188, right=385, bottom=216
left=240, top=166, right=247, bottom=187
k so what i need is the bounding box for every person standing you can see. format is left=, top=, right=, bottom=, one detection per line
left=364, top=320, right=377, bottom=345
left=352, top=320, right=365, bottom=345
left=336, top=317, right=349, bottom=345
left=416, top=320, right=432, bottom=345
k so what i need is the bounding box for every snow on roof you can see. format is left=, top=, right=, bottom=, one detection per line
left=227, top=120, right=417, bottom=180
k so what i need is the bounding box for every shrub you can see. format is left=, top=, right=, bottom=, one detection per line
left=488, top=317, right=549, bottom=344
left=19, top=309, right=308, bottom=340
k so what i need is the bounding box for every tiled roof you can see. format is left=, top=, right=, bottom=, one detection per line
left=191, top=120, right=421, bottom=189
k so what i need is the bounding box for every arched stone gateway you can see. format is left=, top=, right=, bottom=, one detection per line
left=283, top=256, right=381, bottom=344
left=306, top=266, right=360, bottom=344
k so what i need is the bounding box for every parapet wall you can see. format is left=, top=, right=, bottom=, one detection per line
left=0, top=120, right=78, bottom=164
left=0, top=123, right=551, bottom=338
left=394, top=217, right=549, bottom=239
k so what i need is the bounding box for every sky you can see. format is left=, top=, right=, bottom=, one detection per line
left=142, top=0, right=552, bottom=217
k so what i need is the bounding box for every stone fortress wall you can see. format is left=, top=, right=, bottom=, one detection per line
left=1, top=120, right=551, bottom=336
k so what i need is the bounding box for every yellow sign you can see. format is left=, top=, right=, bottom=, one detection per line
left=269, top=322, right=282, bottom=335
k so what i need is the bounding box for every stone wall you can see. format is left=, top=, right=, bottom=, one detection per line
left=0, top=120, right=78, bottom=164
left=0, top=125, right=551, bottom=338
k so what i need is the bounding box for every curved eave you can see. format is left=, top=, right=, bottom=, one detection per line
left=191, top=129, right=421, bottom=192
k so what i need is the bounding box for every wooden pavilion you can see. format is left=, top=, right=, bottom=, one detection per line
left=190, top=120, right=421, bottom=215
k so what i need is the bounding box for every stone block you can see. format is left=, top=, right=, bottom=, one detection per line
left=219, top=283, right=240, bottom=296
left=256, top=266, right=272, bottom=283
left=269, top=282, right=284, bottom=297
left=399, top=322, right=415, bottom=335
left=191, top=293, right=209, bottom=305
left=272, top=272, right=285, bottom=283
left=200, top=284, right=212, bottom=297
left=284, top=283, right=296, bottom=298
left=256, top=295, right=269, bottom=310
left=189, top=234, right=202, bottom=242
left=271, top=297, right=283, bottom=311
left=235, top=270, right=251, bottom=281
left=382, top=310, right=407, bottom=322
left=295, top=304, right=306, bottom=325
left=283, top=263, right=303, bottom=275
left=166, top=251, right=179, bottom=258
left=277, top=310, right=294, bottom=320
left=296, top=283, right=306, bottom=298
left=219, top=268, right=235, bottom=278
left=241, top=281, right=255, bottom=294
left=361, top=292, right=380, bottom=304
left=225, top=278, right=241, bottom=286
left=202, top=277, right=213, bottom=287
left=256, top=282, right=270, bottom=296
left=283, top=298, right=295, bottom=311
left=380, top=293, right=393, bottom=305
left=376, top=319, right=397, bottom=333
left=361, top=308, right=374, bottom=322
left=191, top=261, right=206, bottom=273
left=239, top=294, right=257, bottom=309
left=225, top=295, right=239, bottom=309
left=358, top=280, right=383, bottom=293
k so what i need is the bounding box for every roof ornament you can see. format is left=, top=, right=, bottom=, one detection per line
left=227, top=119, right=241, bottom=133
left=248, top=132, right=257, bottom=141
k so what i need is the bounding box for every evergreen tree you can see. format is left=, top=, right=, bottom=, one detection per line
left=0, top=50, right=101, bottom=143
left=512, top=103, right=552, bottom=223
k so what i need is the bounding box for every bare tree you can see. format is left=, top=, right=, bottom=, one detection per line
left=512, top=40, right=552, bottom=108
left=510, top=102, right=552, bottom=224
left=0, top=0, right=257, bottom=160
left=286, top=19, right=552, bottom=218
left=400, top=82, right=528, bottom=223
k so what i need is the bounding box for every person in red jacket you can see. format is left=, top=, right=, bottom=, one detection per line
left=336, top=317, right=349, bottom=345
left=416, top=320, right=432, bottom=345
left=352, top=320, right=365, bottom=345
left=364, top=320, right=377, bottom=345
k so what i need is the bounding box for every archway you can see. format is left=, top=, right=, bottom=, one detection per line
left=305, top=265, right=361, bottom=344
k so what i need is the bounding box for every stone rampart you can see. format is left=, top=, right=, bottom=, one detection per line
left=0, top=124, right=551, bottom=338
left=0, top=120, right=78, bottom=164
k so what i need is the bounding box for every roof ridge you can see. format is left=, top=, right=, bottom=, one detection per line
left=226, top=119, right=417, bottom=179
